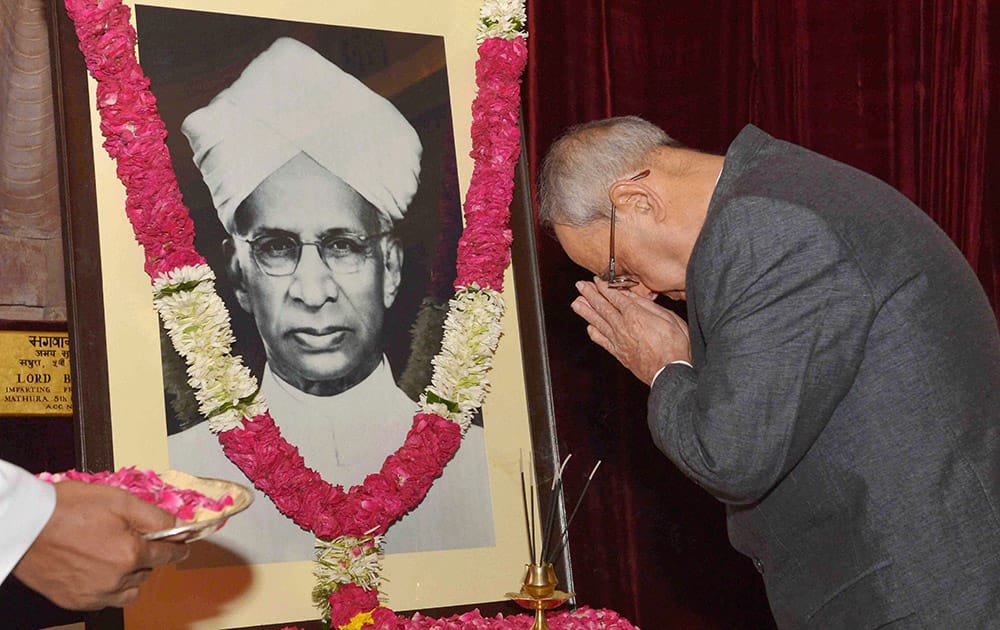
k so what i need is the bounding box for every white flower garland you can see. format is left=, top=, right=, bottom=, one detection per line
left=477, top=0, right=528, bottom=43
left=419, top=286, right=505, bottom=432
left=152, top=264, right=266, bottom=432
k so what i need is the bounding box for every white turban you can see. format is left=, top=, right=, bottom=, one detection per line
left=181, top=37, right=422, bottom=233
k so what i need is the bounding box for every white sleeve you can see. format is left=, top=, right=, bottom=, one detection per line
left=0, top=460, right=57, bottom=582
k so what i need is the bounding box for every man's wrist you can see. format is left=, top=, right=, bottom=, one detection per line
left=651, top=360, right=693, bottom=387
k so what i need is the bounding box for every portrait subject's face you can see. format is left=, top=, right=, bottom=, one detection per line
left=229, top=152, right=403, bottom=396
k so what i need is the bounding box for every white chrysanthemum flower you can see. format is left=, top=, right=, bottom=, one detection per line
left=421, top=287, right=505, bottom=430
left=477, top=0, right=527, bottom=43
left=155, top=286, right=235, bottom=357
left=420, top=398, right=452, bottom=420
left=151, top=263, right=215, bottom=293
left=185, top=354, right=261, bottom=432
left=316, top=535, right=385, bottom=587
left=312, top=535, right=385, bottom=618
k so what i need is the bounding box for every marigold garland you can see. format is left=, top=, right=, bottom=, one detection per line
left=62, top=0, right=636, bottom=627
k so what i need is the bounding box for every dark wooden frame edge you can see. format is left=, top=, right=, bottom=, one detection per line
left=47, top=0, right=125, bottom=627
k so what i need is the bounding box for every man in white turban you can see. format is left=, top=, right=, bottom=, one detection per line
left=168, top=37, right=495, bottom=565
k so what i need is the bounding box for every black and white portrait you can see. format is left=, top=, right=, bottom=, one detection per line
left=135, top=7, right=495, bottom=566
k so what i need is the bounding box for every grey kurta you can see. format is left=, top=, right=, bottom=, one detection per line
left=649, top=126, right=1000, bottom=627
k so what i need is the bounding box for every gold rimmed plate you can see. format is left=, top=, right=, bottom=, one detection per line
left=142, top=470, right=254, bottom=543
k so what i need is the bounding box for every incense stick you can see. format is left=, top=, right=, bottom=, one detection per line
left=540, top=454, right=572, bottom=563
left=519, top=450, right=535, bottom=563
left=547, top=460, right=602, bottom=564
left=529, top=481, right=537, bottom=564
left=517, top=452, right=603, bottom=566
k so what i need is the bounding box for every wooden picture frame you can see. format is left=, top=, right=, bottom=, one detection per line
left=47, top=0, right=570, bottom=628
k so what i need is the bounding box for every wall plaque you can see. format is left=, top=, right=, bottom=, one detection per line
left=0, top=331, right=73, bottom=416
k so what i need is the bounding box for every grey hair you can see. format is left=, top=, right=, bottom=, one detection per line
left=538, top=116, right=684, bottom=228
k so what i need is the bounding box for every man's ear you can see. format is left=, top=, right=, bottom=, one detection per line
left=609, top=180, right=653, bottom=218
left=224, top=238, right=253, bottom=315
left=382, top=237, right=404, bottom=309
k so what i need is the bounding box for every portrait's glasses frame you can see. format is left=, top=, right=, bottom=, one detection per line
left=607, top=169, right=651, bottom=290
left=233, top=231, right=391, bottom=277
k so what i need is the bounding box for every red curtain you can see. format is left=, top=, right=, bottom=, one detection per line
left=524, top=1, right=998, bottom=627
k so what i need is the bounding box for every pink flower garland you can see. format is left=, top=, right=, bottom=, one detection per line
left=66, top=0, right=203, bottom=278
left=217, top=412, right=460, bottom=538
left=405, top=606, right=638, bottom=629
left=62, top=2, right=637, bottom=627
left=62, top=0, right=518, bottom=544
left=284, top=606, right=639, bottom=630
left=328, top=583, right=382, bottom=627
left=455, top=37, right=528, bottom=291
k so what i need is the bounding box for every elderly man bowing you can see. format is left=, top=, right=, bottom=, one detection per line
left=539, top=116, right=1000, bottom=627
left=169, top=37, right=494, bottom=565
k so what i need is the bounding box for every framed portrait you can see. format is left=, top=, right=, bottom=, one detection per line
left=49, top=0, right=569, bottom=628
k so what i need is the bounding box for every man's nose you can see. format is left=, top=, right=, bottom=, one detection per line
left=288, top=244, right=340, bottom=306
